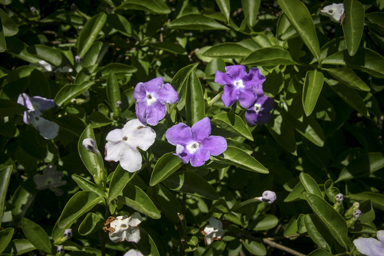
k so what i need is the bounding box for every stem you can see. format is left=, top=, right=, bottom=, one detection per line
left=178, top=193, right=187, bottom=256
left=101, top=200, right=110, bottom=256
left=209, top=91, right=224, bottom=106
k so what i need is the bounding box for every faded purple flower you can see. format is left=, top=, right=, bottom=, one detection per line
left=134, top=77, right=179, bottom=126
left=354, top=230, right=384, bottom=256
left=245, top=93, right=275, bottom=125
left=214, top=65, right=265, bottom=108
left=166, top=117, right=227, bottom=167
left=17, top=93, right=59, bottom=139
left=33, top=165, right=66, bottom=192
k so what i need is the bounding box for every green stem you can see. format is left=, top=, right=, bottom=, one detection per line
left=178, top=193, right=187, bottom=256
left=209, top=91, right=224, bottom=106
left=101, top=200, right=110, bottom=256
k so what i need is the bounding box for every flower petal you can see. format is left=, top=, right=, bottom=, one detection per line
left=119, top=146, right=143, bottom=173
left=126, top=228, right=141, bottom=243
left=128, top=125, right=156, bottom=151
left=257, top=94, right=275, bottom=112
left=190, top=149, right=210, bottom=167
left=145, top=101, right=166, bottom=126
left=134, top=82, right=147, bottom=101
left=354, top=237, right=383, bottom=256
left=214, top=71, right=233, bottom=86
left=106, top=128, right=124, bottom=143
left=166, top=123, right=193, bottom=146
left=31, top=96, right=56, bottom=111
left=221, top=85, right=238, bottom=107
left=109, top=228, right=127, bottom=243
left=17, top=93, right=33, bottom=110
left=205, top=232, right=214, bottom=246
left=128, top=212, right=142, bottom=227
left=225, top=65, right=247, bottom=80
left=30, top=114, right=59, bottom=139
left=122, top=119, right=147, bottom=135
left=175, top=144, right=191, bottom=164
left=191, top=117, right=211, bottom=141
left=144, top=77, right=163, bottom=93
left=135, top=101, right=148, bottom=125
left=201, top=136, right=227, bottom=156
left=238, top=88, right=257, bottom=109
left=156, top=83, right=179, bottom=104
left=105, top=141, right=125, bottom=162
left=243, top=67, right=266, bottom=90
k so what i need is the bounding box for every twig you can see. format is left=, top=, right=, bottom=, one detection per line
left=178, top=193, right=187, bottom=256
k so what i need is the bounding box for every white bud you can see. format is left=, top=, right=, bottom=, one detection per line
left=353, top=209, right=362, bottom=219
left=64, top=228, right=72, bottom=238
left=75, top=55, right=82, bottom=63
left=261, top=190, right=277, bottom=204
left=116, top=101, right=122, bottom=108
left=30, top=7, right=36, bottom=13
left=82, top=138, right=98, bottom=153
left=57, top=245, right=64, bottom=254
left=335, top=193, right=344, bottom=202
left=78, top=26, right=83, bottom=31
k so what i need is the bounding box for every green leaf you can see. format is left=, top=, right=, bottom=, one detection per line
left=108, top=165, right=136, bottom=203
left=211, top=113, right=253, bottom=141
left=148, top=185, right=181, bottom=223
left=21, top=218, right=52, bottom=254
left=284, top=182, right=305, bottom=202
left=366, top=12, right=384, bottom=34
left=54, top=81, right=94, bottom=107
left=302, top=70, right=324, bottom=117
left=0, top=165, right=12, bottom=227
left=348, top=192, right=384, bottom=211
left=27, top=45, right=70, bottom=67
left=171, top=63, right=198, bottom=110
left=220, top=146, right=269, bottom=174
left=241, top=0, right=261, bottom=27
left=82, top=41, right=108, bottom=68
left=28, top=69, right=51, bottom=99
left=0, top=99, right=28, bottom=118
left=118, top=184, right=161, bottom=219
left=343, top=0, right=365, bottom=56
left=277, top=0, right=320, bottom=60
left=78, top=124, right=103, bottom=178
left=0, top=14, right=6, bottom=52
left=186, top=71, right=205, bottom=126
left=106, top=73, right=121, bottom=116
left=96, top=63, right=137, bottom=78
left=87, top=111, right=112, bottom=128
left=77, top=13, right=107, bottom=57
left=215, top=0, right=230, bottom=23
left=203, top=43, right=252, bottom=58
left=5, top=37, right=41, bottom=63
left=106, top=13, right=132, bottom=36
left=0, top=228, right=13, bottom=254
left=304, top=193, right=352, bottom=249
left=55, top=115, right=86, bottom=137
left=241, top=47, right=297, bottom=66
left=58, top=191, right=103, bottom=229
left=299, top=173, right=322, bottom=198
left=1, top=239, right=36, bottom=255
left=168, top=14, right=228, bottom=30
left=72, top=174, right=105, bottom=197
left=323, top=67, right=370, bottom=91
left=324, top=180, right=340, bottom=203
left=326, top=79, right=369, bottom=118
left=78, top=212, right=104, bottom=236
left=242, top=239, right=266, bottom=256
left=134, top=227, right=160, bottom=256
left=0, top=9, right=18, bottom=37
left=0, top=0, right=12, bottom=5
left=304, top=214, right=331, bottom=251
left=163, top=171, right=219, bottom=200
left=359, top=200, right=375, bottom=224
left=251, top=214, right=278, bottom=231
left=150, top=153, right=182, bottom=186
left=116, top=0, right=171, bottom=14
left=150, top=41, right=186, bottom=55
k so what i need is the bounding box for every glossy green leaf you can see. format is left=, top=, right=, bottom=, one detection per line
left=5, top=37, right=41, bottom=63
left=28, top=69, right=51, bottom=98
left=54, top=81, right=94, bottom=107
left=96, top=63, right=137, bottom=78
left=82, top=41, right=108, bottom=68
left=1, top=239, right=36, bottom=255
left=299, top=173, right=322, bottom=198
left=215, top=0, right=230, bottom=23
left=251, top=214, right=278, bottom=231
left=284, top=217, right=298, bottom=236
left=277, top=0, right=320, bottom=60
left=284, top=182, right=305, bottom=202
left=108, top=165, right=136, bottom=203
left=343, top=0, right=365, bottom=56
left=0, top=99, right=27, bottom=118
left=116, top=0, right=171, bottom=14
left=0, top=165, right=12, bottom=227
left=324, top=180, right=340, bottom=203
left=21, top=217, right=52, bottom=254
left=304, top=214, right=330, bottom=250
left=186, top=71, right=205, bottom=126
left=242, top=239, right=266, bottom=256
left=171, top=63, right=198, bottom=110
left=0, top=15, right=6, bottom=52
left=0, top=228, right=13, bottom=253
left=148, top=185, right=181, bottom=224
left=78, top=212, right=104, bottom=236
left=212, top=113, right=253, bottom=141
left=78, top=124, right=103, bottom=178
left=150, top=41, right=186, bottom=55
left=150, top=153, right=182, bottom=186
left=0, top=9, right=18, bottom=37
left=163, top=171, right=219, bottom=200
left=119, top=183, right=161, bottom=219
left=349, top=192, right=384, bottom=211
left=27, top=45, right=70, bottom=67
left=304, top=193, right=352, bottom=249
left=168, top=14, right=228, bottom=30
left=106, top=13, right=132, bottom=36
left=206, top=58, right=225, bottom=78
left=366, top=12, right=384, bottom=34
left=58, top=191, right=103, bottom=229
left=302, top=70, right=324, bottom=117
left=203, top=43, right=252, bottom=58
left=106, top=72, right=121, bottom=116
left=72, top=174, right=105, bottom=197
left=324, top=68, right=370, bottom=91
left=242, top=47, right=297, bottom=66
left=241, top=0, right=261, bottom=27
left=220, top=146, right=268, bottom=174
left=134, top=227, right=160, bottom=256
left=77, top=13, right=107, bottom=57
left=308, top=249, right=333, bottom=256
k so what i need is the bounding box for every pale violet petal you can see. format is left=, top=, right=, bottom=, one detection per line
left=124, top=250, right=143, bottom=256
left=209, top=217, right=223, bottom=229
left=30, top=115, right=59, bottom=139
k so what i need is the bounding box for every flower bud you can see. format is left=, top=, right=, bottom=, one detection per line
left=78, top=26, right=83, bottom=31
left=335, top=193, right=344, bottom=202
left=70, top=3, right=77, bottom=11
left=57, top=245, right=64, bottom=254
left=353, top=209, right=362, bottom=219
left=64, top=228, right=72, bottom=239
left=30, top=7, right=36, bottom=13
left=75, top=55, right=82, bottom=63
left=82, top=138, right=98, bottom=153
left=116, top=101, right=122, bottom=108
left=261, top=190, right=277, bottom=204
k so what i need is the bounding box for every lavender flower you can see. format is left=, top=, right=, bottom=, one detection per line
left=214, top=65, right=265, bottom=108
left=75, top=55, right=82, bottom=63
left=134, top=77, right=179, bottom=126
left=166, top=117, right=227, bottom=167
left=354, top=230, right=384, bottom=256
left=245, top=93, right=275, bottom=125
left=17, top=93, right=59, bottom=139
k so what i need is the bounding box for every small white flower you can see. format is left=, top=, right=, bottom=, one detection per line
left=320, top=3, right=344, bottom=23
left=104, top=213, right=143, bottom=243
left=33, top=165, right=66, bottom=192
left=201, top=217, right=225, bottom=246
left=124, top=249, right=143, bottom=256
left=256, top=190, right=277, bottom=204
left=104, top=119, right=156, bottom=173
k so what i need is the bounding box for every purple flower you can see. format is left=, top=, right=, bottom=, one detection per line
left=214, top=65, right=265, bottom=108
left=17, top=93, right=59, bottom=139
left=134, top=77, right=179, bottom=126
left=166, top=117, right=227, bottom=167
left=245, top=93, right=275, bottom=125
left=354, top=230, right=384, bottom=256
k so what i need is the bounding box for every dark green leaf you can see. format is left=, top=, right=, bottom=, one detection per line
left=302, top=70, right=324, bottom=117
left=168, top=14, right=228, bottom=30
left=343, top=0, right=365, bottom=56
left=324, top=68, right=370, bottom=91
left=27, top=45, right=70, bottom=67
left=87, top=111, right=112, bottom=128
left=55, top=115, right=86, bottom=137
left=134, top=227, right=160, bottom=256
left=77, top=13, right=107, bottom=57
left=78, top=212, right=104, bottom=236
left=0, top=9, right=18, bottom=37
left=304, top=214, right=330, bottom=250
left=203, top=43, right=252, bottom=58
left=308, top=249, right=334, bottom=256
left=0, top=228, right=14, bottom=254
left=220, top=146, right=268, bottom=174
left=106, top=73, right=121, bottom=116
left=82, top=42, right=108, bottom=68
left=0, top=165, right=12, bottom=227
left=299, top=173, right=322, bottom=198
left=150, top=153, right=182, bottom=186
left=241, top=0, right=261, bottom=27
left=1, top=239, right=36, bottom=255
left=72, top=174, right=105, bottom=196
left=242, top=239, right=266, bottom=256
left=78, top=124, right=103, bottom=178
left=242, top=47, right=297, bottom=66
left=54, top=81, right=94, bottom=107
left=108, top=165, right=136, bottom=203
left=171, top=63, right=198, bottom=110
left=185, top=71, right=205, bottom=126
left=96, top=63, right=137, bottom=78
left=28, top=69, right=51, bottom=98
left=349, top=192, right=384, bottom=211
left=0, top=99, right=28, bottom=118
left=211, top=113, right=253, bottom=141
left=21, top=218, right=52, bottom=254
left=215, top=0, right=230, bottom=23
left=251, top=214, right=278, bottom=231
left=150, top=41, right=186, bottom=55
left=116, top=0, right=171, bottom=14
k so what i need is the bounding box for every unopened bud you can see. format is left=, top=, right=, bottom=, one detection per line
left=353, top=209, right=362, bottom=219
left=64, top=228, right=72, bottom=239
left=82, top=138, right=98, bottom=153
left=57, top=245, right=64, bottom=254
left=116, top=101, right=122, bottom=108
left=75, top=55, right=82, bottom=63
left=30, top=7, right=36, bottom=13
left=260, top=190, right=277, bottom=204
left=78, top=26, right=83, bottom=31
left=70, top=3, right=77, bottom=11
left=335, top=193, right=344, bottom=202
left=345, top=202, right=360, bottom=219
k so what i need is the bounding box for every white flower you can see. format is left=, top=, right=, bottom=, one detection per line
left=124, top=249, right=143, bottom=256
left=320, top=3, right=344, bottom=23
left=33, top=165, right=66, bottom=193
left=104, top=213, right=142, bottom=243
left=354, top=230, right=384, bottom=256
left=201, top=217, right=225, bottom=246
left=104, top=119, right=156, bottom=172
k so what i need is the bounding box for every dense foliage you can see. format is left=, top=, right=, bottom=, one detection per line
left=0, top=0, right=384, bottom=255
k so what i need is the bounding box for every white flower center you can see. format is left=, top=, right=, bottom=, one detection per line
left=186, top=141, right=201, bottom=154
left=254, top=103, right=262, bottom=113
left=234, top=80, right=244, bottom=89
left=146, top=93, right=156, bottom=106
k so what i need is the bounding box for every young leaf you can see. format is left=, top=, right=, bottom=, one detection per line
left=302, top=70, right=324, bottom=116
left=77, top=13, right=107, bottom=57
left=108, top=165, right=136, bottom=203
left=150, top=153, right=182, bottom=186
left=299, top=173, right=322, bottom=198
left=185, top=71, right=205, bottom=126
left=0, top=165, right=12, bottom=227
left=343, top=0, right=365, bottom=56
left=0, top=227, right=14, bottom=253
left=21, top=217, right=52, bottom=254
left=168, top=14, right=228, bottom=30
